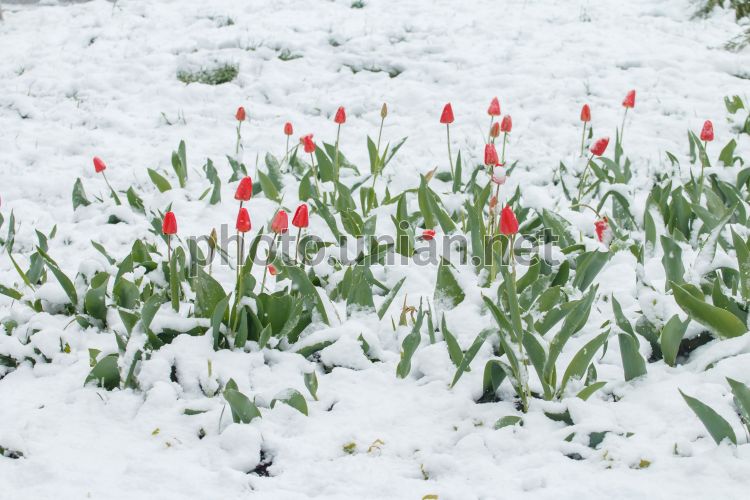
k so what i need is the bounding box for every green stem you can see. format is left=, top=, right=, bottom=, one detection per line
left=333, top=125, right=341, bottom=201
left=235, top=122, right=242, bottom=156
left=260, top=234, right=277, bottom=293
left=283, top=136, right=290, bottom=165
left=446, top=124, right=454, bottom=178
left=620, top=108, right=628, bottom=145
left=501, top=133, right=508, bottom=165
left=167, top=235, right=172, bottom=263
left=580, top=122, right=587, bottom=157
left=295, top=226, right=302, bottom=263
left=310, top=153, right=321, bottom=194
left=576, top=154, right=595, bottom=205
left=488, top=116, right=494, bottom=144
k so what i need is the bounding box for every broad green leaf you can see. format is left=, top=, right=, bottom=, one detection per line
left=377, top=277, right=406, bottom=320
left=396, top=308, right=424, bottom=378
left=441, top=314, right=463, bottom=368
left=671, top=282, right=747, bottom=339
left=573, top=250, right=610, bottom=291
left=84, top=274, right=109, bottom=324
left=680, top=390, right=737, bottom=445
left=660, top=314, right=690, bottom=367
left=211, top=295, right=229, bottom=350
left=577, top=381, right=607, bottom=401
left=271, top=389, right=308, bottom=416
left=72, top=178, right=91, bottom=209
left=194, top=268, right=226, bottom=319
left=0, top=284, right=23, bottom=300
left=85, top=353, right=120, bottom=390
left=731, top=228, right=750, bottom=301
left=434, top=258, right=465, bottom=309
left=284, top=266, right=330, bottom=325
left=147, top=168, right=172, bottom=193
left=494, top=415, right=522, bottom=429
left=559, top=332, right=608, bottom=395
left=257, top=170, right=281, bottom=202
left=661, top=236, right=684, bottom=290
left=224, top=381, right=261, bottom=424
left=38, top=247, right=77, bottom=306
left=619, top=333, right=647, bottom=381
left=450, top=328, right=493, bottom=387
left=304, top=371, right=319, bottom=401
left=727, top=378, right=750, bottom=430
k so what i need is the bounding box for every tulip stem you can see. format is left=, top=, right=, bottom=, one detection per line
left=310, top=153, right=321, bottom=194
left=295, top=226, right=302, bottom=264
left=283, top=136, right=290, bottom=165
left=446, top=124, right=455, bottom=178
left=260, top=234, right=277, bottom=294
left=501, top=133, right=508, bottom=165
left=167, top=235, right=172, bottom=263
left=576, top=154, right=595, bottom=205
left=235, top=121, right=242, bottom=156
left=237, top=233, right=245, bottom=295
left=101, top=171, right=120, bottom=205
left=488, top=117, right=494, bottom=144
left=580, top=122, right=587, bottom=157
left=620, top=108, right=628, bottom=145
left=333, top=125, right=341, bottom=201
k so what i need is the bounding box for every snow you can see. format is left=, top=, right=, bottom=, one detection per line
left=1, top=0, right=750, bottom=499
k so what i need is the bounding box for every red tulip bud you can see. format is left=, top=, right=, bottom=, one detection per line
left=484, top=143, right=499, bottom=166
left=487, top=97, right=501, bottom=117
left=271, top=210, right=289, bottom=234
left=162, top=211, right=177, bottom=235
left=580, top=104, right=591, bottom=122
left=422, top=229, right=436, bottom=240
left=268, top=264, right=277, bottom=276
left=284, top=122, right=294, bottom=136
left=500, top=115, right=512, bottom=133
left=334, top=106, right=346, bottom=124
left=301, top=134, right=316, bottom=154
left=236, top=106, right=246, bottom=121
left=594, top=216, right=610, bottom=243
left=700, top=120, right=714, bottom=142
left=440, top=103, right=454, bottom=124
left=490, top=122, right=500, bottom=138
left=93, top=156, right=107, bottom=173
left=622, top=90, right=636, bottom=109
left=234, top=176, right=253, bottom=201
left=590, top=137, right=610, bottom=156
left=236, top=207, right=251, bottom=233
left=292, top=204, right=309, bottom=228
left=499, top=205, right=519, bottom=236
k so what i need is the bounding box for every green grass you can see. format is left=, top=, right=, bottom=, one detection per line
left=696, top=0, right=750, bottom=20
left=177, top=63, right=238, bottom=85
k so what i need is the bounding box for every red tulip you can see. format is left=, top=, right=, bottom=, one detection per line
left=484, top=143, right=499, bottom=166
left=622, top=90, right=636, bottom=108
left=590, top=137, right=610, bottom=156
left=499, top=205, right=519, bottom=236
left=487, top=97, right=501, bottom=117
left=93, top=156, right=107, bottom=173
left=284, top=122, right=294, bottom=136
left=271, top=210, right=289, bottom=234
left=422, top=229, right=436, bottom=240
left=580, top=104, right=591, bottom=122
left=301, top=134, right=316, bottom=154
left=490, top=122, right=500, bottom=138
left=236, top=207, right=251, bottom=233
left=292, top=204, right=309, bottom=228
left=236, top=106, right=246, bottom=121
left=334, top=106, right=346, bottom=124
left=162, top=211, right=177, bottom=235
left=234, top=176, right=253, bottom=201
left=440, top=103, right=454, bottom=124
left=268, top=264, right=278, bottom=276
left=700, top=120, right=714, bottom=142
left=500, top=115, right=512, bottom=133
left=594, top=216, right=609, bottom=243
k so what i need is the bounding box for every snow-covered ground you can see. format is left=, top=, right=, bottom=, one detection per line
left=1, top=0, right=750, bottom=499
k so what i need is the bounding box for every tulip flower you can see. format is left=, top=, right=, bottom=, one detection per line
left=235, top=106, right=247, bottom=156
left=490, top=122, right=500, bottom=140
left=577, top=137, right=610, bottom=204
left=594, top=216, right=610, bottom=244
left=268, top=264, right=277, bottom=276
left=271, top=210, right=289, bottom=234
left=333, top=107, right=346, bottom=197
left=292, top=203, right=309, bottom=262
left=236, top=207, right=251, bottom=233
left=422, top=229, right=436, bottom=240
left=620, top=90, right=636, bottom=144
left=487, top=97, right=501, bottom=117
left=491, top=166, right=507, bottom=185
left=380, top=103, right=388, bottom=119
left=700, top=120, right=714, bottom=142
left=334, top=106, right=346, bottom=124
left=162, top=211, right=177, bottom=261
left=484, top=143, right=499, bottom=166
left=441, top=103, right=456, bottom=178
left=590, top=137, right=610, bottom=157
left=92, top=156, right=119, bottom=204
left=499, top=205, right=519, bottom=236
left=580, top=104, right=591, bottom=156
left=283, top=122, right=294, bottom=162
left=500, top=115, right=512, bottom=133
left=235, top=207, right=251, bottom=290
left=234, top=176, right=253, bottom=203
left=300, top=135, right=320, bottom=192
left=235, top=106, right=246, bottom=122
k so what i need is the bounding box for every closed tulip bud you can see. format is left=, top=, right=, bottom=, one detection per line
left=590, top=137, right=610, bottom=156
left=209, top=228, right=218, bottom=251
left=594, top=216, right=611, bottom=244
left=580, top=104, right=591, bottom=122
left=292, top=203, right=309, bottom=228
left=490, top=122, right=500, bottom=138
left=301, top=134, right=316, bottom=154
left=622, top=90, right=636, bottom=108
left=93, top=156, right=107, bottom=173
left=236, top=207, right=251, bottom=233
left=499, top=205, right=519, bottom=236
left=491, top=166, right=507, bottom=185
left=380, top=103, right=388, bottom=119
left=440, top=103, right=454, bottom=124
left=162, top=211, right=177, bottom=235
left=284, top=122, right=294, bottom=136
left=500, top=115, right=512, bottom=133
left=700, top=120, right=714, bottom=142
left=334, top=106, right=346, bottom=124
left=271, top=210, right=289, bottom=234
left=484, top=143, right=499, bottom=166
left=234, top=176, right=253, bottom=201
left=268, top=264, right=278, bottom=276
left=236, top=106, right=246, bottom=121
left=487, top=97, right=501, bottom=116
left=422, top=229, right=436, bottom=240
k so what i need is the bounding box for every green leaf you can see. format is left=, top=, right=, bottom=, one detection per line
left=72, top=178, right=91, bottom=209
left=257, top=169, right=281, bottom=202
left=559, top=332, right=608, bottom=395
left=84, top=274, right=109, bottom=324
left=680, top=390, right=737, bottom=445
left=434, top=258, right=465, bottom=309
left=545, top=287, right=597, bottom=384
left=573, top=250, right=610, bottom=291
left=140, top=293, right=164, bottom=334
left=731, top=228, right=750, bottom=301
left=0, top=283, right=23, bottom=301
left=719, top=139, right=738, bottom=166
left=619, top=333, right=647, bottom=381
left=377, top=277, right=406, bottom=320
left=147, top=168, right=172, bottom=193
left=441, top=315, right=463, bottom=368
left=452, top=151, right=462, bottom=193
left=271, top=389, right=308, bottom=416
left=727, top=378, right=750, bottom=430
left=577, top=381, right=607, bottom=401
left=671, top=282, right=747, bottom=339
left=224, top=381, right=261, bottom=424
left=541, top=209, right=575, bottom=248
left=126, top=187, right=145, bottom=213
left=171, top=140, right=188, bottom=188
left=211, top=295, right=229, bottom=350
left=169, top=250, right=181, bottom=312
left=85, top=353, right=120, bottom=390
left=37, top=247, right=77, bottom=306
left=396, top=308, right=424, bottom=378
left=258, top=324, right=272, bottom=349
left=661, top=236, right=685, bottom=290
left=393, top=195, right=414, bottom=257
left=450, top=328, right=493, bottom=387
left=494, top=415, right=522, bottom=429
left=418, top=176, right=436, bottom=229
left=304, top=371, right=319, bottom=401
left=284, top=266, right=330, bottom=325
left=264, top=153, right=284, bottom=191
left=660, top=314, right=690, bottom=367
left=194, top=268, right=226, bottom=319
